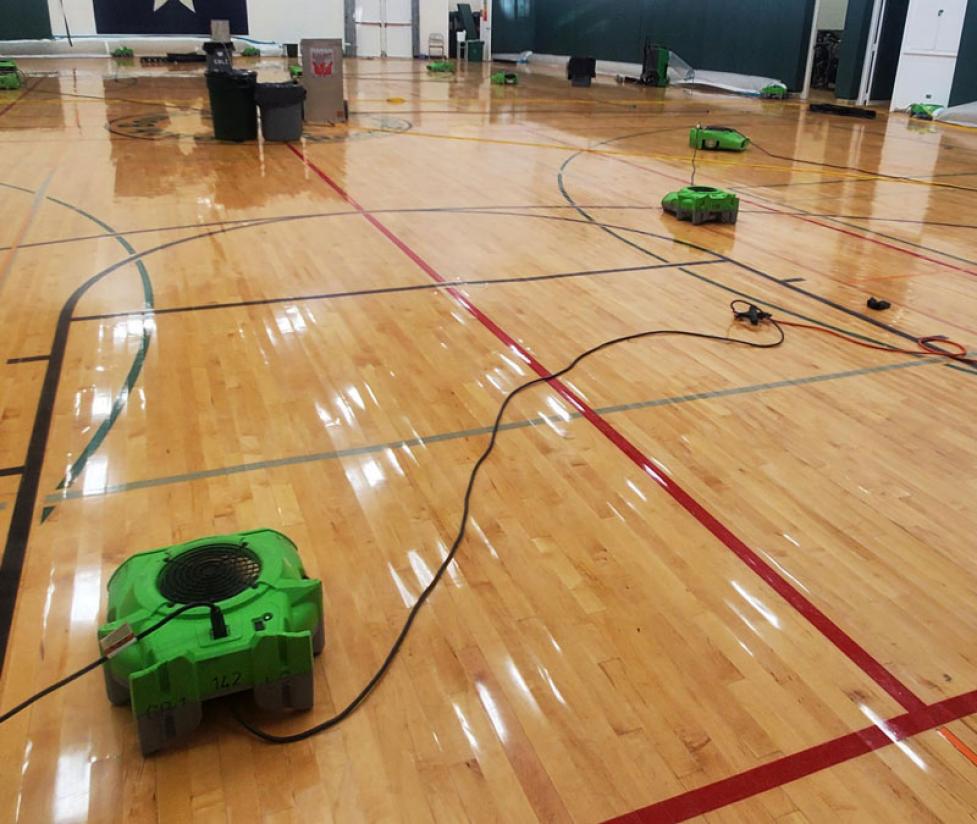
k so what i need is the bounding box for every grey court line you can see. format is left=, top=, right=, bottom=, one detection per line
left=0, top=169, right=54, bottom=297
left=44, top=358, right=935, bottom=505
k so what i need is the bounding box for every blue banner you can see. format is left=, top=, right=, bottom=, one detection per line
left=94, top=0, right=249, bottom=36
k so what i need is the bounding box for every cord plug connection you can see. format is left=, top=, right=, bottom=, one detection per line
left=732, top=302, right=772, bottom=326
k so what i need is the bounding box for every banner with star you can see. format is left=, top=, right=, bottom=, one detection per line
left=93, top=0, right=249, bottom=35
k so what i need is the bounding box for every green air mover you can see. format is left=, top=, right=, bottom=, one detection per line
left=909, top=103, right=945, bottom=121
left=491, top=71, right=518, bottom=85
left=662, top=185, right=739, bottom=225
left=690, top=125, right=750, bottom=151
left=641, top=40, right=669, bottom=87
left=427, top=60, right=454, bottom=73
left=760, top=83, right=787, bottom=99
left=98, top=529, right=323, bottom=755
left=0, top=61, right=22, bottom=91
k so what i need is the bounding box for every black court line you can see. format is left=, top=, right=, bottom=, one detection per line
left=0, top=203, right=722, bottom=674
left=733, top=188, right=977, bottom=270
left=25, top=86, right=210, bottom=114
left=73, top=259, right=724, bottom=322
left=0, top=203, right=662, bottom=254
left=554, top=129, right=977, bottom=375
left=780, top=277, right=806, bottom=284
left=2, top=167, right=974, bottom=675
left=739, top=210, right=977, bottom=230
left=350, top=107, right=713, bottom=117
left=6, top=355, right=50, bottom=365
left=738, top=168, right=977, bottom=191
left=0, top=467, right=24, bottom=478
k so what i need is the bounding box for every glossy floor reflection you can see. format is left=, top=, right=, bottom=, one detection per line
left=1, top=57, right=977, bottom=823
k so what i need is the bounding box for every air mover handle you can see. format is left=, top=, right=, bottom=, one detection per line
left=209, top=606, right=229, bottom=639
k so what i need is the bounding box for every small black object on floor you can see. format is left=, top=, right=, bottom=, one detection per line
left=809, top=102, right=877, bottom=119
left=568, top=56, right=596, bottom=87
left=140, top=53, right=207, bottom=65
left=867, top=297, right=891, bottom=311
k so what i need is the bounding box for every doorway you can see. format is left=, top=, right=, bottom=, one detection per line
left=811, top=0, right=849, bottom=92
left=833, top=0, right=909, bottom=103
left=858, top=0, right=910, bottom=104
left=355, top=0, right=413, bottom=57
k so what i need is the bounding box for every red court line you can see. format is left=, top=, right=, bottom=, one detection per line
left=601, top=147, right=977, bottom=280
left=285, top=142, right=926, bottom=715
left=745, top=199, right=977, bottom=279
left=0, top=79, right=37, bottom=120
left=606, top=687, right=977, bottom=823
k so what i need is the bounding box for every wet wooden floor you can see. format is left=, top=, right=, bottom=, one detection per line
left=1, top=56, right=977, bottom=823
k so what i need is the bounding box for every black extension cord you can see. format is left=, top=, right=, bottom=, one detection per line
left=0, top=302, right=784, bottom=743
left=0, top=602, right=226, bottom=725
left=235, top=300, right=784, bottom=743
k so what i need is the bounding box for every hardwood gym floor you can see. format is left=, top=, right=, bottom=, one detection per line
left=1, top=56, right=977, bottom=823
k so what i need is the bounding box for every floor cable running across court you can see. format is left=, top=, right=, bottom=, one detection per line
left=3, top=301, right=974, bottom=744
left=4, top=301, right=785, bottom=733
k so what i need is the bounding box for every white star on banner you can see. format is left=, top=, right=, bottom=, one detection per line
left=153, top=0, right=197, bottom=12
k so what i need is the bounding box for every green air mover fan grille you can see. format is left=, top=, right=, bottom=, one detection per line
left=98, top=529, right=323, bottom=755
left=157, top=543, right=261, bottom=603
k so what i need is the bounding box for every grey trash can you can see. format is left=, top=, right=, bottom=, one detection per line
left=255, top=82, right=307, bottom=141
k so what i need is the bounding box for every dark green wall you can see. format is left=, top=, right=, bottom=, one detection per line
left=521, top=0, right=815, bottom=90
left=950, top=0, right=977, bottom=106
left=834, top=0, right=873, bottom=100
left=493, top=0, right=535, bottom=54
left=0, top=0, right=52, bottom=39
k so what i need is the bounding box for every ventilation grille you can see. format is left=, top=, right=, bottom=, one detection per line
left=158, top=543, right=261, bottom=604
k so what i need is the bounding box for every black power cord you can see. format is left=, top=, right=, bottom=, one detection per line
left=58, top=0, right=73, bottom=48
left=0, top=303, right=784, bottom=741
left=0, top=602, right=225, bottom=725
left=234, top=301, right=784, bottom=743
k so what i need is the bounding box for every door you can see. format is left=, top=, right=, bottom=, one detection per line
left=356, top=0, right=414, bottom=57
left=867, top=0, right=909, bottom=102
left=903, top=0, right=968, bottom=53
left=857, top=0, right=887, bottom=103
left=888, top=0, right=968, bottom=108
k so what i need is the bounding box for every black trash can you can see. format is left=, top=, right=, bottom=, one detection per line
left=203, top=40, right=234, bottom=73
left=255, top=82, right=307, bottom=141
left=567, top=56, right=596, bottom=87
left=206, top=69, right=257, bottom=142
